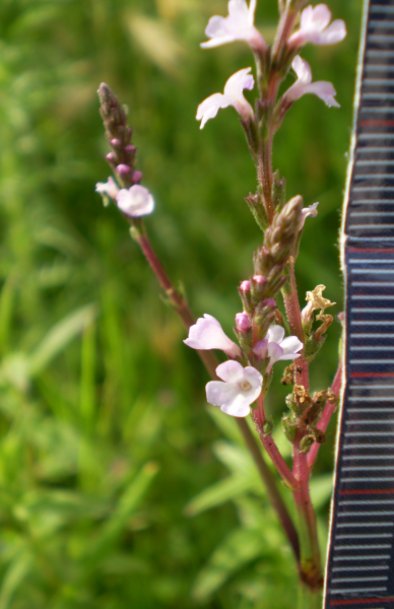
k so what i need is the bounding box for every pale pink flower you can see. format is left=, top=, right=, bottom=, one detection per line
left=196, top=67, right=255, bottom=129
left=283, top=56, right=339, bottom=108
left=184, top=314, right=241, bottom=358
left=206, top=360, right=262, bottom=417
left=301, top=202, right=319, bottom=227
left=116, top=185, right=155, bottom=217
left=289, top=4, right=346, bottom=49
left=201, top=0, right=266, bottom=53
left=253, top=324, right=303, bottom=372
left=95, top=177, right=119, bottom=201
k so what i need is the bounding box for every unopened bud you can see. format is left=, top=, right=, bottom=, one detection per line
left=116, top=163, right=132, bottom=176
left=253, top=274, right=266, bottom=286
left=239, top=280, right=252, bottom=313
left=235, top=312, right=252, bottom=333
left=110, top=138, right=122, bottom=148
left=106, top=152, right=116, bottom=164
left=239, top=280, right=251, bottom=294
left=132, top=170, right=143, bottom=183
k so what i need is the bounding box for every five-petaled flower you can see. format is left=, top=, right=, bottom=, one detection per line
left=201, top=0, right=266, bottom=53
left=116, top=185, right=155, bottom=217
left=206, top=360, right=263, bottom=417
left=282, top=56, right=339, bottom=109
left=196, top=67, right=255, bottom=129
left=253, top=324, right=303, bottom=373
left=184, top=314, right=241, bottom=358
left=289, top=4, right=346, bottom=49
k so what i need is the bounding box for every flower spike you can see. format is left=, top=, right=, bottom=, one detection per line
left=201, top=0, right=266, bottom=53
left=196, top=67, right=255, bottom=129
left=288, top=4, right=346, bottom=49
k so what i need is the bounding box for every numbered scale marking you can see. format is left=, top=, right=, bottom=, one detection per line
left=324, top=0, right=394, bottom=607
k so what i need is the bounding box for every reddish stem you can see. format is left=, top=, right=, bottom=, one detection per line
left=132, top=223, right=300, bottom=562
left=253, top=395, right=296, bottom=488
left=307, top=364, right=343, bottom=470
left=293, top=443, right=323, bottom=589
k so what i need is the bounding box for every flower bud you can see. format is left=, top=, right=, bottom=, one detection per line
left=125, top=144, right=137, bottom=155
left=235, top=312, right=252, bottom=333
left=116, top=163, right=132, bottom=176
left=253, top=274, right=266, bottom=285
left=132, top=170, right=143, bottom=183
left=239, top=280, right=251, bottom=294
left=106, top=152, right=117, bottom=164
left=239, top=279, right=252, bottom=313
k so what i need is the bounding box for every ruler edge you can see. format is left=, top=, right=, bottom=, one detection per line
left=323, top=0, right=371, bottom=604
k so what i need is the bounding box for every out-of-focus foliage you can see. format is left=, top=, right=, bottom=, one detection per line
left=0, top=0, right=361, bottom=607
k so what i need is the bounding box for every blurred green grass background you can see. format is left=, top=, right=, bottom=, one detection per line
left=0, top=1, right=361, bottom=607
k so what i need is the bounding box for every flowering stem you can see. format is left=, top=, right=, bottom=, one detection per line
left=132, top=225, right=194, bottom=327
left=253, top=395, right=296, bottom=489
left=293, top=444, right=323, bottom=591
left=307, top=363, right=342, bottom=469
left=130, top=221, right=300, bottom=564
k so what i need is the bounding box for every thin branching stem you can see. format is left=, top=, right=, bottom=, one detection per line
left=131, top=223, right=301, bottom=565
left=253, top=395, right=297, bottom=489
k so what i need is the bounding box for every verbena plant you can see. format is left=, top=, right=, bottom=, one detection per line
left=96, top=1, right=346, bottom=606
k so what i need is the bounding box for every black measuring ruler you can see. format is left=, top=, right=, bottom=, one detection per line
left=324, top=0, right=394, bottom=607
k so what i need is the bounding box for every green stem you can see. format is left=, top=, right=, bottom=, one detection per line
left=297, top=583, right=322, bottom=609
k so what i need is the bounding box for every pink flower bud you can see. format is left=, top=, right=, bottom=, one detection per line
left=262, top=298, right=276, bottom=309
left=110, top=138, right=122, bottom=148
left=239, top=280, right=251, bottom=294
left=106, top=152, right=116, bottom=163
left=132, top=170, right=143, bottom=183
left=125, top=144, right=137, bottom=155
left=116, top=163, right=132, bottom=176
left=252, top=275, right=267, bottom=286
left=235, top=312, right=252, bottom=333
